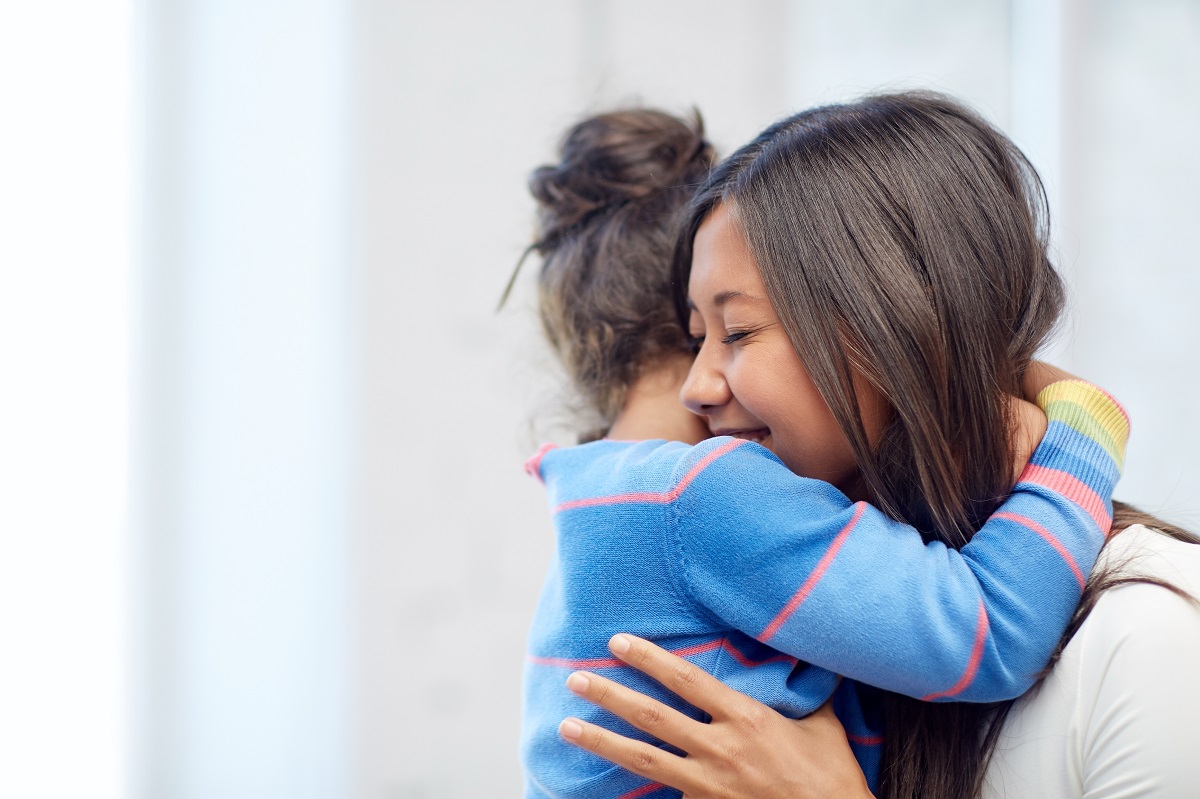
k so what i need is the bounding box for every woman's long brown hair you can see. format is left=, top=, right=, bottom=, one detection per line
left=671, top=91, right=1198, bottom=799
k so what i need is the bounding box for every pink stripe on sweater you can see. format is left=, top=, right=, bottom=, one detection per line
left=994, top=510, right=1086, bottom=589
left=528, top=637, right=797, bottom=671
left=847, top=733, right=884, bottom=746
left=921, top=600, right=989, bottom=701
left=555, top=490, right=679, bottom=512
left=527, top=652, right=627, bottom=669
left=524, top=443, right=558, bottom=483
left=553, top=438, right=747, bottom=514
left=1018, top=463, right=1111, bottom=531
left=716, top=640, right=798, bottom=669
left=759, top=503, right=866, bottom=642
left=618, top=782, right=667, bottom=799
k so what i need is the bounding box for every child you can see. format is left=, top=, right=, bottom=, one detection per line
left=516, top=106, right=1128, bottom=799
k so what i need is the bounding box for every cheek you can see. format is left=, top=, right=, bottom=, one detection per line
left=773, top=361, right=837, bottom=429
left=772, top=373, right=859, bottom=481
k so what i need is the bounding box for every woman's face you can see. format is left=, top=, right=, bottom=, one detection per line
left=682, top=203, right=885, bottom=493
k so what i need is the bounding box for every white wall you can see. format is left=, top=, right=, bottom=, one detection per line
left=133, top=1, right=1200, bottom=797
left=1067, top=0, right=1200, bottom=525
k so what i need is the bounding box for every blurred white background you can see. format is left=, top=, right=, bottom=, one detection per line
left=2, top=1, right=1197, bottom=797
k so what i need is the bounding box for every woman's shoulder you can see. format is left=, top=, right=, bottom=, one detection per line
left=1073, top=524, right=1200, bottom=678
left=1094, top=523, right=1200, bottom=595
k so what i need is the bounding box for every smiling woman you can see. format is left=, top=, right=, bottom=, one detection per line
left=517, top=102, right=1132, bottom=799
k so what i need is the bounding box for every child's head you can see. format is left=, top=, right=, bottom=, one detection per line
left=674, top=91, right=1064, bottom=543
left=526, top=108, right=715, bottom=439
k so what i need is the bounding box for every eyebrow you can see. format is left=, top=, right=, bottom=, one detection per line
left=686, top=290, right=766, bottom=311
left=715, top=290, right=766, bottom=306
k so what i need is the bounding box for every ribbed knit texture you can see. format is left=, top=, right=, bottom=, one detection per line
left=521, top=381, right=1128, bottom=799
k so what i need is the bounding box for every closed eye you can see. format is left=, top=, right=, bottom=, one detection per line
left=721, top=330, right=753, bottom=345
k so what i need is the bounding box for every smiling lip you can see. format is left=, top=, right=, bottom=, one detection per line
left=715, top=428, right=770, bottom=444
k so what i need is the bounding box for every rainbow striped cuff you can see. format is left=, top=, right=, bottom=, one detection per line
left=1035, top=379, right=1130, bottom=473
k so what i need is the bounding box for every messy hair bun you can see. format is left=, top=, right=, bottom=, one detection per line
left=523, top=108, right=715, bottom=440
left=530, top=109, right=714, bottom=249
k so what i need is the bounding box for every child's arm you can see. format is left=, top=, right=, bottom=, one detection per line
left=674, top=379, right=1127, bottom=702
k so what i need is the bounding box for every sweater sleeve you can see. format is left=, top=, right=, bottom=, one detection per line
left=673, top=380, right=1129, bottom=702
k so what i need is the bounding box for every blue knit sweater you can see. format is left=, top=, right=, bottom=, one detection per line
left=521, top=381, right=1128, bottom=799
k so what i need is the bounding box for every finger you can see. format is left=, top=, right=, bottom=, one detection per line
left=608, top=634, right=757, bottom=721
left=558, top=716, right=698, bottom=795
left=565, top=670, right=708, bottom=753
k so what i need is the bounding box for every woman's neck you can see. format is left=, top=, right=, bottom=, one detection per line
left=607, top=355, right=710, bottom=445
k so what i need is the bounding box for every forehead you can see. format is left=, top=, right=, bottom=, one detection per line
left=689, top=202, right=766, bottom=302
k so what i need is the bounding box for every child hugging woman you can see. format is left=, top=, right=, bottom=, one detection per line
left=514, top=101, right=1134, bottom=799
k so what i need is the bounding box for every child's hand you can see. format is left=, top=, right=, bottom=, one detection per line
left=1013, top=360, right=1091, bottom=485
left=1023, top=360, right=1080, bottom=402
left=1008, top=394, right=1047, bottom=486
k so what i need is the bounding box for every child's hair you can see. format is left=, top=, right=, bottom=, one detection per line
left=672, top=89, right=1197, bottom=799
left=520, top=108, right=715, bottom=440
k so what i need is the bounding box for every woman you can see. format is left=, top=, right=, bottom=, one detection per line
left=555, top=93, right=1200, bottom=798
left=515, top=105, right=1124, bottom=799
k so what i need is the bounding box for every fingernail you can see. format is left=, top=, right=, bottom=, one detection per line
left=566, top=672, right=590, bottom=693
left=610, top=634, right=631, bottom=655
left=560, top=719, right=583, bottom=740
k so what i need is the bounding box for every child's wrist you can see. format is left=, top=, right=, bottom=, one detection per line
left=1035, top=380, right=1130, bottom=472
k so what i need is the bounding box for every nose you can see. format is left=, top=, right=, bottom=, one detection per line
left=680, top=342, right=730, bottom=415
